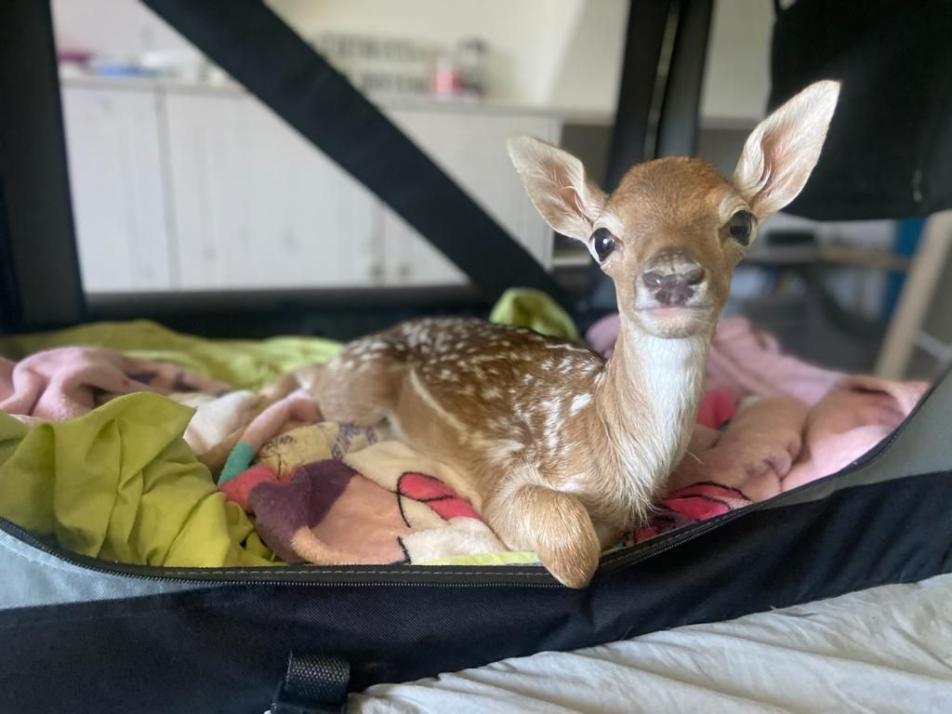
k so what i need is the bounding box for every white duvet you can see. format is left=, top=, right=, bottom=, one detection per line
left=351, top=574, right=952, bottom=713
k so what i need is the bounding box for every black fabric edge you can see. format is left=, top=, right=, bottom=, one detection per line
left=2, top=468, right=950, bottom=712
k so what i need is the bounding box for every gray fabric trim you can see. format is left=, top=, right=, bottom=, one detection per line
left=0, top=530, right=207, bottom=610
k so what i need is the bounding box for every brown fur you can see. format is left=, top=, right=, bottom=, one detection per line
left=312, top=81, right=840, bottom=587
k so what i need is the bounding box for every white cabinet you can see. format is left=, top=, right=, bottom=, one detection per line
left=61, top=86, right=173, bottom=292
left=61, top=79, right=561, bottom=293
left=164, top=92, right=383, bottom=290
left=382, top=109, right=559, bottom=285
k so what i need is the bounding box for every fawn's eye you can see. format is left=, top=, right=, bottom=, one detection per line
left=591, top=228, right=616, bottom=261
left=728, top=211, right=754, bottom=246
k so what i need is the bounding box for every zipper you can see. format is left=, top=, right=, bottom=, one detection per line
left=0, top=517, right=558, bottom=588
left=0, top=370, right=937, bottom=587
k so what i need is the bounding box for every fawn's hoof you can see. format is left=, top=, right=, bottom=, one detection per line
left=537, top=528, right=601, bottom=589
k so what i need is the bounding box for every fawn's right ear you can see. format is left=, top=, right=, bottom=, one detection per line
left=507, top=136, right=606, bottom=241
left=733, top=80, right=840, bottom=219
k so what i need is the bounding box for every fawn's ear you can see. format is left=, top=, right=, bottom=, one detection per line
left=507, top=136, right=606, bottom=241
left=733, top=80, right=840, bottom=219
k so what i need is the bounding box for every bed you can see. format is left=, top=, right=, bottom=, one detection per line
left=353, top=573, right=952, bottom=713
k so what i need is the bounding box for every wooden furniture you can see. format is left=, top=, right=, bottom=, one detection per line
left=876, top=211, right=952, bottom=379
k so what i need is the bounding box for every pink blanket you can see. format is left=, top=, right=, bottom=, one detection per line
left=588, top=314, right=930, bottom=544
left=0, top=347, right=230, bottom=421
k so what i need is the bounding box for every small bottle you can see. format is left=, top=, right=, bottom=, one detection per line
left=431, top=51, right=461, bottom=99
left=456, top=37, right=486, bottom=100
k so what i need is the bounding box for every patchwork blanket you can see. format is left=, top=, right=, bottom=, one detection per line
left=244, top=441, right=506, bottom=565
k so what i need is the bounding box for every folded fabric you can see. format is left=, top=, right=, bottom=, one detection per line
left=705, top=318, right=846, bottom=406
left=631, top=375, right=929, bottom=543
left=246, top=441, right=506, bottom=565
left=219, top=463, right=280, bottom=513
left=626, top=483, right=753, bottom=545
left=172, top=372, right=316, bottom=472
left=219, top=389, right=323, bottom=483
left=0, top=319, right=341, bottom=391
left=0, top=393, right=276, bottom=567
left=695, top=387, right=736, bottom=429
left=173, top=390, right=262, bottom=469
left=256, top=421, right=389, bottom=479
left=783, top=374, right=928, bottom=490
left=0, top=346, right=231, bottom=421
left=488, top=288, right=579, bottom=340
left=672, top=395, right=809, bottom=502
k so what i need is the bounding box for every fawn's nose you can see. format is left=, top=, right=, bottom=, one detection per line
left=641, top=250, right=706, bottom=306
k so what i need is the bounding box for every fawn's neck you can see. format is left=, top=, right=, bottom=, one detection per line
left=591, top=318, right=710, bottom=519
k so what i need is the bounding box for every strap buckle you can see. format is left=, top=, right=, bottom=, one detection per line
left=271, top=652, right=350, bottom=714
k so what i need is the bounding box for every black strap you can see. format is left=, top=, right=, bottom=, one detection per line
left=655, top=0, right=713, bottom=158
left=604, top=0, right=674, bottom=190
left=584, top=0, right=712, bottom=314
left=272, top=653, right=350, bottom=714
left=0, top=0, right=85, bottom=331
left=142, top=0, right=569, bottom=309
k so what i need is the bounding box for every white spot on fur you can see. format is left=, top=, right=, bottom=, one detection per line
left=569, top=393, right=591, bottom=415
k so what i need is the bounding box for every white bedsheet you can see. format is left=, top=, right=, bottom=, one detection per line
left=350, top=574, right=952, bottom=713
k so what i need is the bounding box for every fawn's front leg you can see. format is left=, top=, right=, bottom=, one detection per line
left=486, top=483, right=601, bottom=588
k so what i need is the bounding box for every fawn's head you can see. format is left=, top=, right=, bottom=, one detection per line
left=509, top=80, right=840, bottom=339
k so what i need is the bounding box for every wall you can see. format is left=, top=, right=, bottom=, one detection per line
left=52, top=0, right=189, bottom=60
left=52, top=0, right=775, bottom=121
left=548, top=0, right=774, bottom=122
left=548, top=0, right=628, bottom=115
left=700, top=0, right=773, bottom=121
left=268, top=0, right=586, bottom=107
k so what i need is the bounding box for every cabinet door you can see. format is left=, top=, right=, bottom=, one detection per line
left=165, top=93, right=384, bottom=290
left=382, top=110, right=559, bottom=286
left=60, top=86, right=172, bottom=292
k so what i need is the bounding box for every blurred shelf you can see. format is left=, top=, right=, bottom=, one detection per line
left=744, top=245, right=909, bottom=271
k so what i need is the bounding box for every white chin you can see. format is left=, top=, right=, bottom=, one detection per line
left=637, top=306, right=712, bottom=338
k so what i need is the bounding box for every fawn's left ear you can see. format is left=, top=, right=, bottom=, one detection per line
left=733, top=80, right=840, bottom=219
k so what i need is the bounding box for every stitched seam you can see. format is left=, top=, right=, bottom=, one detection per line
left=140, top=567, right=541, bottom=577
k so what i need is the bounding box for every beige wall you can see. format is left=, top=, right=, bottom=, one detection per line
left=548, top=0, right=628, bottom=115
left=269, top=0, right=587, bottom=107
left=701, top=0, right=773, bottom=121
left=52, top=0, right=773, bottom=120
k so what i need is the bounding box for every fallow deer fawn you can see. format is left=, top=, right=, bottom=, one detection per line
left=314, top=80, right=840, bottom=587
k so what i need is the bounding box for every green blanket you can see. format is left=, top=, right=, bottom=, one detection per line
left=0, top=394, right=275, bottom=566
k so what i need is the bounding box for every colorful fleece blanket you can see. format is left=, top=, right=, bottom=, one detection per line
left=237, top=441, right=507, bottom=566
